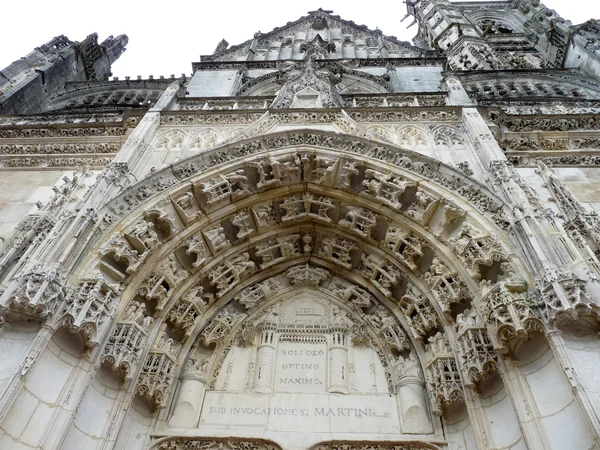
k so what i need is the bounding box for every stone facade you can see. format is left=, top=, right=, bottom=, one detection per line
left=1, top=2, right=600, bottom=449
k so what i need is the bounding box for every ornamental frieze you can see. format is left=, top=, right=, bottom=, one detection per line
left=155, top=437, right=282, bottom=450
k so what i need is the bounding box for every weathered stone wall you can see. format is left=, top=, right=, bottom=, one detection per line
left=0, top=170, right=66, bottom=240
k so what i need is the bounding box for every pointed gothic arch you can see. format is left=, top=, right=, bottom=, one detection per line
left=6, top=127, right=543, bottom=447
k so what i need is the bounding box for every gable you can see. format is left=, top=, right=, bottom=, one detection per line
left=201, top=9, right=428, bottom=62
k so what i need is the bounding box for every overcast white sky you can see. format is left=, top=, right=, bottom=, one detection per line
left=0, top=0, right=597, bottom=79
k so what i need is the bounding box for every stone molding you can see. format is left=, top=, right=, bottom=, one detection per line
left=98, top=129, right=506, bottom=232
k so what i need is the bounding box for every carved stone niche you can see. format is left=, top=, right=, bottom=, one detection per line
left=246, top=154, right=302, bottom=191
left=398, top=284, right=443, bottom=343
left=171, top=189, right=202, bottom=226
left=423, top=258, right=471, bottom=317
left=135, top=325, right=181, bottom=411
left=299, top=152, right=339, bottom=186
left=425, top=332, right=465, bottom=417
left=124, top=209, right=177, bottom=255
left=447, top=221, right=509, bottom=283
left=135, top=271, right=174, bottom=314
left=166, top=286, right=212, bottom=342
left=194, top=169, right=253, bottom=212
left=361, top=168, right=416, bottom=212
left=254, top=234, right=302, bottom=269
left=53, top=278, right=119, bottom=349
left=481, top=277, right=546, bottom=361
left=98, top=233, right=142, bottom=282
left=154, top=437, right=283, bottom=450
left=0, top=264, right=67, bottom=326
left=539, top=273, right=600, bottom=335
left=455, top=309, right=501, bottom=394
left=402, top=187, right=440, bottom=228
left=174, top=234, right=210, bottom=271
left=207, top=253, right=256, bottom=298
left=101, top=321, right=149, bottom=380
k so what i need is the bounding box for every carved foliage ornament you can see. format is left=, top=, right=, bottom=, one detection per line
left=157, top=437, right=282, bottom=450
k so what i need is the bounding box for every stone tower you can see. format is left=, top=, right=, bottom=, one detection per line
left=1, top=3, right=600, bottom=450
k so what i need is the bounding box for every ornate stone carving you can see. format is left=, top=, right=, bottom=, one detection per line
left=54, top=279, right=119, bottom=348
left=398, top=284, right=442, bottom=341
left=202, top=224, right=230, bottom=255
left=364, top=307, right=409, bottom=352
left=135, top=330, right=180, bottom=411
left=301, top=153, right=339, bottom=185
left=171, top=191, right=202, bottom=225
left=538, top=161, right=600, bottom=259
left=310, top=442, right=440, bottom=450
left=404, top=190, right=439, bottom=226
left=199, top=304, right=245, bottom=346
left=448, top=222, right=508, bottom=280
left=230, top=210, right=255, bottom=240
left=318, top=235, right=358, bottom=269
left=208, top=253, right=255, bottom=297
left=135, top=272, right=172, bottom=313
left=456, top=309, right=501, bottom=390
left=270, top=55, right=344, bottom=109
left=183, top=235, right=210, bottom=269
left=339, top=206, right=378, bottom=238
left=166, top=296, right=203, bottom=340
left=104, top=129, right=504, bottom=228
left=393, top=352, right=423, bottom=383
left=383, top=228, right=425, bottom=270
left=481, top=278, right=544, bottom=357
left=180, top=283, right=216, bottom=314
left=0, top=213, right=55, bottom=280
left=360, top=253, right=401, bottom=297
left=249, top=154, right=302, bottom=190
left=539, top=272, right=600, bottom=331
left=329, top=279, right=375, bottom=311
left=161, top=254, right=189, bottom=285
left=255, top=234, right=301, bottom=269
left=101, top=322, right=148, bottom=379
left=99, top=233, right=143, bottom=280
left=252, top=202, right=279, bottom=229
left=285, top=264, right=329, bottom=286
left=235, top=284, right=268, bottom=311
left=423, top=258, right=470, bottom=314
left=157, top=437, right=282, bottom=450
left=425, top=332, right=465, bottom=416
left=197, top=171, right=252, bottom=208
left=0, top=264, right=67, bottom=324
left=362, top=169, right=414, bottom=211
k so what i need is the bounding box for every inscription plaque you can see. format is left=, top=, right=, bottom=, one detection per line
left=275, top=340, right=327, bottom=392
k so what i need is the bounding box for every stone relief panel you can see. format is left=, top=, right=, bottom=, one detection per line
left=162, top=274, right=436, bottom=442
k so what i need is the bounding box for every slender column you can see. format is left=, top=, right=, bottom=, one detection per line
left=397, top=376, right=432, bottom=433
left=253, top=327, right=276, bottom=393
left=168, top=359, right=209, bottom=428
left=395, top=353, right=432, bottom=434
left=328, top=330, right=349, bottom=394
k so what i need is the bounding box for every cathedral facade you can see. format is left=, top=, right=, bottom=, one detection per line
left=1, top=1, right=600, bottom=449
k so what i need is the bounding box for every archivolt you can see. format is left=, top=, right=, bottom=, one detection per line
left=45, top=127, right=548, bottom=420
left=98, top=129, right=509, bottom=232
